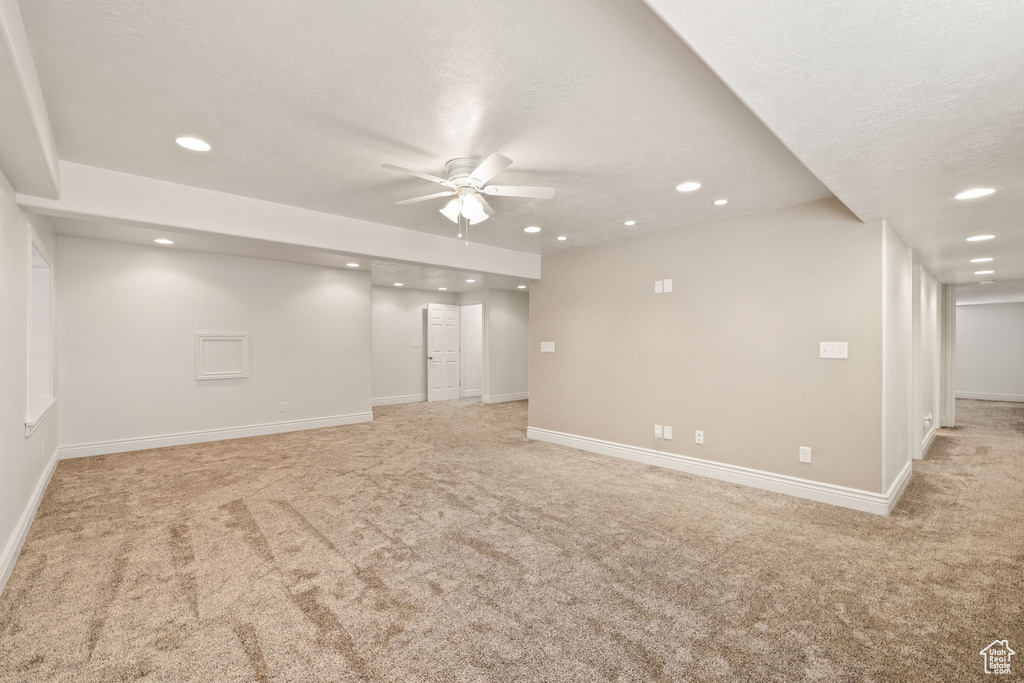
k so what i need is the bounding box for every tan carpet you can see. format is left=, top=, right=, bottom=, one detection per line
left=1, top=398, right=1021, bottom=681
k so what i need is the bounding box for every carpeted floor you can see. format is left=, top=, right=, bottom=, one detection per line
left=0, top=399, right=1021, bottom=681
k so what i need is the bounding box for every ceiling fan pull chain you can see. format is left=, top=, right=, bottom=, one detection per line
left=457, top=213, right=463, bottom=240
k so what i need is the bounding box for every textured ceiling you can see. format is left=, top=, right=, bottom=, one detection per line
left=20, top=0, right=827, bottom=254
left=43, top=215, right=531, bottom=292
left=644, top=0, right=1024, bottom=285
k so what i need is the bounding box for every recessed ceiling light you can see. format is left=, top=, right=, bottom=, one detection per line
left=346, top=262, right=359, bottom=267
left=967, top=235, right=996, bottom=241
left=466, top=279, right=476, bottom=283
left=438, top=287, right=447, bottom=291
left=974, top=270, right=995, bottom=275
left=517, top=285, right=527, bottom=289
left=713, top=199, right=728, bottom=206
left=524, top=226, right=542, bottom=233
left=394, top=282, right=403, bottom=287
left=557, top=236, right=567, bottom=241
left=979, top=280, right=995, bottom=284
left=955, top=188, right=995, bottom=200
left=970, top=257, right=993, bottom=263
left=154, top=238, right=174, bottom=245
left=175, top=136, right=211, bottom=152
left=676, top=181, right=701, bottom=192
left=624, top=220, right=636, bottom=226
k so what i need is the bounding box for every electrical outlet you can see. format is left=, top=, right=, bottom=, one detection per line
left=654, top=280, right=663, bottom=293
left=799, top=446, right=812, bottom=463
left=280, top=402, right=288, bottom=413
left=654, top=425, right=663, bottom=439
left=819, top=342, right=849, bottom=359
left=695, top=430, right=704, bottom=445
left=664, top=426, right=673, bottom=440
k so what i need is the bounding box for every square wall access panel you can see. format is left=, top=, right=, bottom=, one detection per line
left=195, top=334, right=250, bottom=380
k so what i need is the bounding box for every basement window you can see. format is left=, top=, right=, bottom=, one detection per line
left=25, top=241, right=55, bottom=435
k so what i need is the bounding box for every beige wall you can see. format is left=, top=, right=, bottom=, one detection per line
left=460, top=303, right=483, bottom=396
left=371, top=286, right=456, bottom=402
left=483, top=289, right=530, bottom=402
left=0, top=173, right=59, bottom=594
left=912, top=255, right=941, bottom=455
left=529, top=198, right=885, bottom=492
left=882, top=224, right=914, bottom=489
left=956, top=302, right=1024, bottom=402
left=57, top=237, right=372, bottom=448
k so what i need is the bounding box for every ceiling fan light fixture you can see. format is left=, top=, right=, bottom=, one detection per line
left=385, top=154, right=555, bottom=239
left=460, top=193, right=485, bottom=217
left=440, top=198, right=462, bottom=223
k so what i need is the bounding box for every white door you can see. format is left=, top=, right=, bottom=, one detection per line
left=427, top=303, right=460, bottom=401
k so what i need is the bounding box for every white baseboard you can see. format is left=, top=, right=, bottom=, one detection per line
left=527, top=427, right=911, bottom=516
left=921, top=426, right=937, bottom=457
left=886, top=461, right=913, bottom=514
left=956, top=391, right=1024, bottom=403
left=60, top=412, right=373, bottom=460
left=461, top=389, right=482, bottom=399
left=483, top=392, right=528, bottom=404
left=1, top=446, right=60, bottom=597
left=372, top=394, right=426, bottom=406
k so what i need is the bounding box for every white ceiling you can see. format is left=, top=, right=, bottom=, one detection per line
left=956, top=280, right=1024, bottom=306
left=644, top=0, right=1024, bottom=286
left=20, top=0, right=827, bottom=254
left=42, top=215, right=531, bottom=293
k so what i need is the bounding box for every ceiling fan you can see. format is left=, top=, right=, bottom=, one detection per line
left=383, top=154, right=555, bottom=226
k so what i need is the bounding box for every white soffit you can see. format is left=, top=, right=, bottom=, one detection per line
left=20, top=162, right=540, bottom=279
left=644, top=0, right=1024, bottom=285
left=956, top=280, right=1024, bottom=306
left=20, top=0, right=827, bottom=254
left=44, top=215, right=532, bottom=292
left=0, top=0, right=59, bottom=196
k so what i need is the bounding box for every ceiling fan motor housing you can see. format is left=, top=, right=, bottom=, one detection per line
left=445, top=158, right=483, bottom=187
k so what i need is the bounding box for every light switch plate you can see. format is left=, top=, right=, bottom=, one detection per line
left=412, top=340, right=420, bottom=348
left=663, top=279, right=672, bottom=293
left=664, top=426, right=673, bottom=440
left=654, top=280, right=663, bottom=293
left=819, top=342, right=848, bottom=359
left=540, top=342, right=555, bottom=353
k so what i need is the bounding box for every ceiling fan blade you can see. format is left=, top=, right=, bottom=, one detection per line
left=477, top=194, right=495, bottom=216
left=468, top=153, right=512, bottom=185
left=395, top=190, right=456, bottom=205
left=481, top=185, right=556, bottom=199
left=382, top=164, right=453, bottom=187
